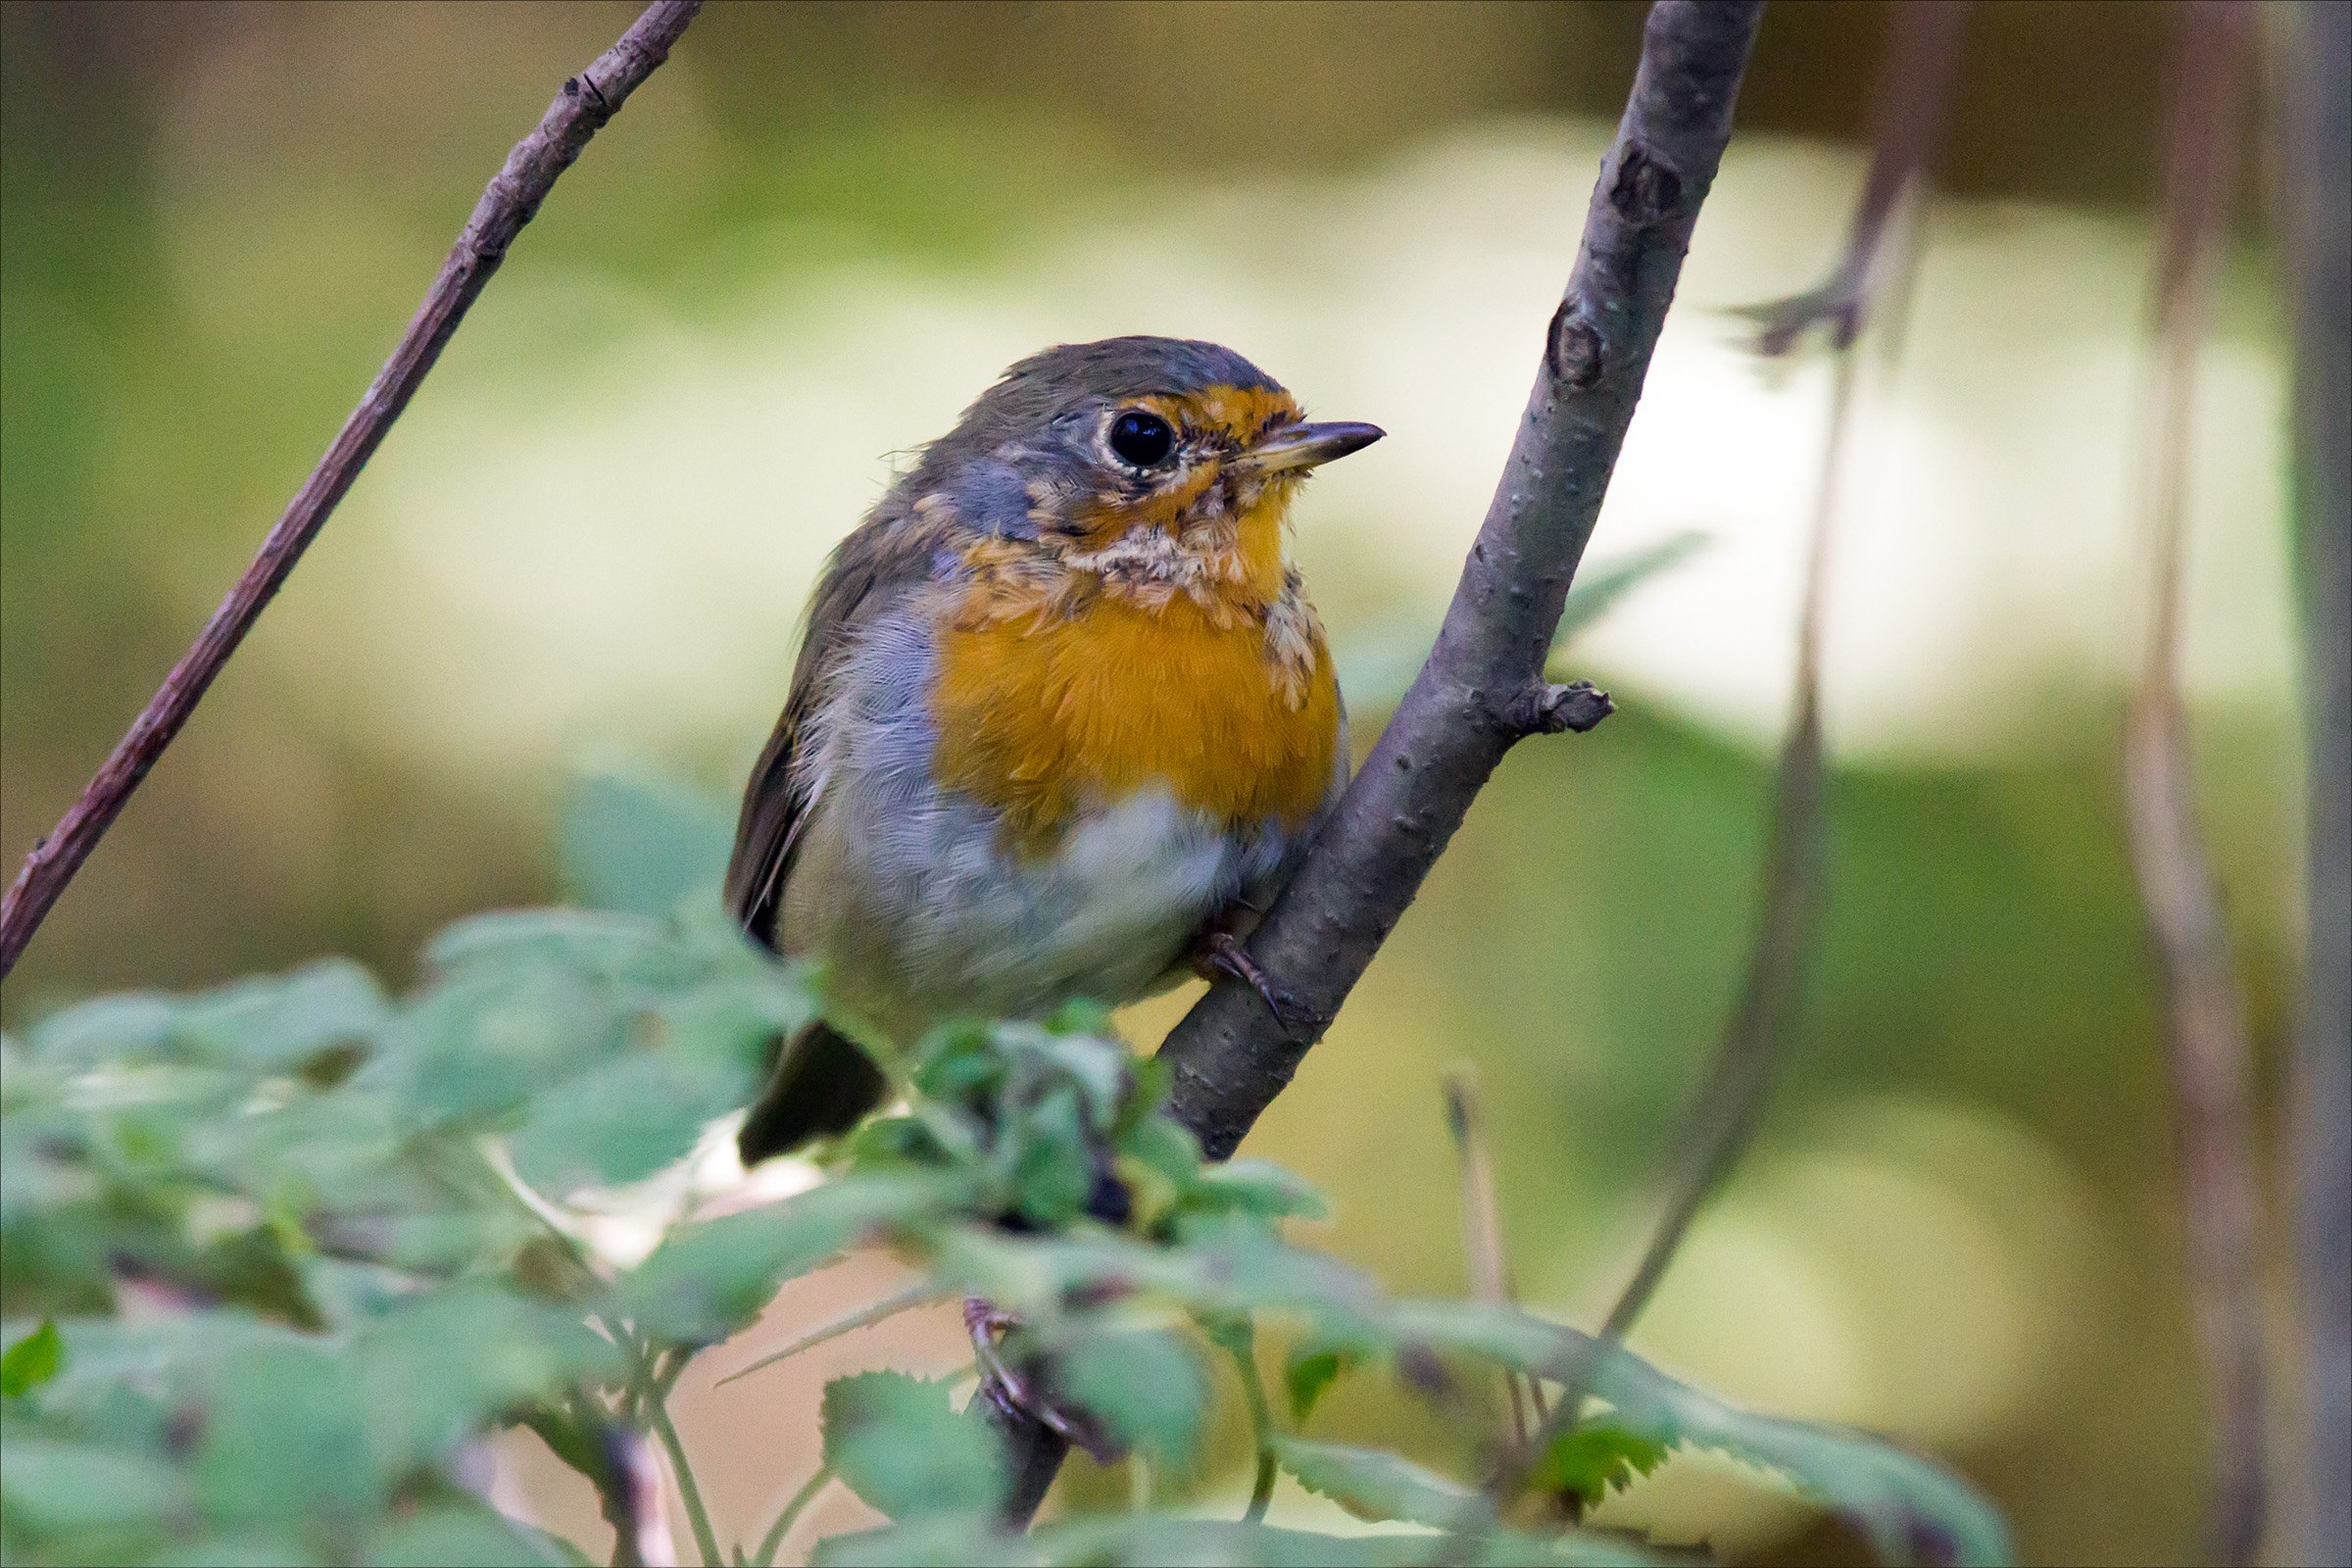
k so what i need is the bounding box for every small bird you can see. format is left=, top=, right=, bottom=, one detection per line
left=725, top=336, right=1381, bottom=1162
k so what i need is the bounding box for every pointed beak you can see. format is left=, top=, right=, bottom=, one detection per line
left=1241, top=419, right=1386, bottom=474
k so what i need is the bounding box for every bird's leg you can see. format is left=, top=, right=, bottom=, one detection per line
left=965, top=1298, right=1119, bottom=1458
left=1192, top=929, right=1321, bottom=1039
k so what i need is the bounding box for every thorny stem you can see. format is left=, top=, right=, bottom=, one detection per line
left=718, top=1286, right=943, bottom=1388
left=0, top=0, right=704, bottom=980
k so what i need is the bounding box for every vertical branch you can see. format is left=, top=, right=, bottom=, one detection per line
left=0, top=0, right=704, bottom=981
left=2119, top=7, right=2266, bottom=1563
left=2277, top=3, right=2352, bottom=1564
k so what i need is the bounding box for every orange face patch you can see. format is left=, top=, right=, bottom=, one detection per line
left=1056, top=383, right=1306, bottom=562
left=928, top=582, right=1340, bottom=853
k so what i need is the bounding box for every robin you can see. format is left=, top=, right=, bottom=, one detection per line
left=725, top=336, right=1382, bottom=1163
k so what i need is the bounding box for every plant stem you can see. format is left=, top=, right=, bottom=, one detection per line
left=750, top=1467, right=832, bottom=1568
left=1228, top=1336, right=1279, bottom=1525
left=647, top=1389, right=722, bottom=1568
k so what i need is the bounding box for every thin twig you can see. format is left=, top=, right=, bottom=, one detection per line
left=0, top=0, right=703, bottom=981
left=1444, top=1069, right=1533, bottom=1446
left=2119, top=7, right=2266, bottom=1563
left=1595, top=352, right=1848, bottom=1350
left=749, top=1467, right=833, bottom=1568
left=2276, top=4, right=2352, bottom=1563
left=1492, top=2, right=1956, bottom=1501
left=982, top=0, right=1769, bottom=1530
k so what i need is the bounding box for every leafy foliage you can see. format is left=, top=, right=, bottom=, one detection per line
left=0, top=775, right=2013, bottom=1566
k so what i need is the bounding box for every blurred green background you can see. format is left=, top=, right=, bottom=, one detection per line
left=0, top=3, right=2310, bottom=1563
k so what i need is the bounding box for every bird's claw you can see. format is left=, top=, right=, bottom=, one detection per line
left=1197, top=932, right=1321, bottom=1038
left=965, top=1298, right=1120, bottom=1458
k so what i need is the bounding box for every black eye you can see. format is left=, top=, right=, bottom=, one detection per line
left=1108, top=409, right=1176, bottom=468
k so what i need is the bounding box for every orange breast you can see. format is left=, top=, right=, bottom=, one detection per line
left=930, top=587, right=1340, bottom=852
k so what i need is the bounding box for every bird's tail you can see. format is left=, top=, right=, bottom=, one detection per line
left=737, top=1020, right=890, bottom=1165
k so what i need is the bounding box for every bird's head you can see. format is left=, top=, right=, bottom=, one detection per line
left=906, top=336, right=1382, bottom=598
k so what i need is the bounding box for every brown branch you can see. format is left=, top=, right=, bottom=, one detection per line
left=1154, top=0, right=1765, bottom=1165
left=0, top=0, right=704, bottom=983
left=2277, top=2, right=2352, bottom=1564
left=2119, top=7, right=2266, bottom=1563
left=981, top=0, right=1769, bottom=1528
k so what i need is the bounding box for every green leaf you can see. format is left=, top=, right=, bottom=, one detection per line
left=380, top=962, right=623, bottom=1129
left=509, top=1047, right=753, bottom=1191
left=1182, top=1159, right=1327, bottom=1223
left=365, top=1503, right=578, bottom=1567
left=420, top=907, right=669, bottom=977
left=355, top=1284, right=623, bottom=1477
left=560, top=770, right=732, bottom=917
left=1038, top=1516, right=1653, bottom=1566
left=0, top=1436, right=189, bottom=1538
left=1283, top=1346, right=1362, bottom=1422
left=811, top=1515, right=1034, bottom=1568
left=172, top=959, right=388, bottom=1075
left=1054, top=1325, right=1207, bottom=1469
left=621, top=1173, right=961, bottom=1344
left=193, top=1335, right=378, bottom=1527
left=1531, top=1425, right=1668, bottom=1511
left=819, top=1370, right=1007, bottom=1520
left=1008, top=1084, right=1095, bottom=1227
left=143, top=1536, right=318, bottom=1567
left=1386, top=1300, right=2013, bottom=1565
left=1, top=1317, right=65, bottom=1396
left=1269, top=1436, right=1477, bottom=1530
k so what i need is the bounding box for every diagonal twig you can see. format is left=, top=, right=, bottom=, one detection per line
left=2118, top=7, right=2266, bottom=1563
left=976, top=1, right=1770, bottom=1529
left=0, top=0, right=704, bottom=982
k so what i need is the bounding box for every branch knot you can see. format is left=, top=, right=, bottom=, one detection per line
left=1609, top=142, right=1686, bottom=225
left=1499, top=679, right=1615, bottom=737
left=1546, top=299, right=1605, bottom=388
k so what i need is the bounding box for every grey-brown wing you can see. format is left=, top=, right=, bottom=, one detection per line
left=724, top=513, right=940, bottom=948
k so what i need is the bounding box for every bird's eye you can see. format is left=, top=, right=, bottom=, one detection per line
left=1108, top=409, right=1177, bottom=468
